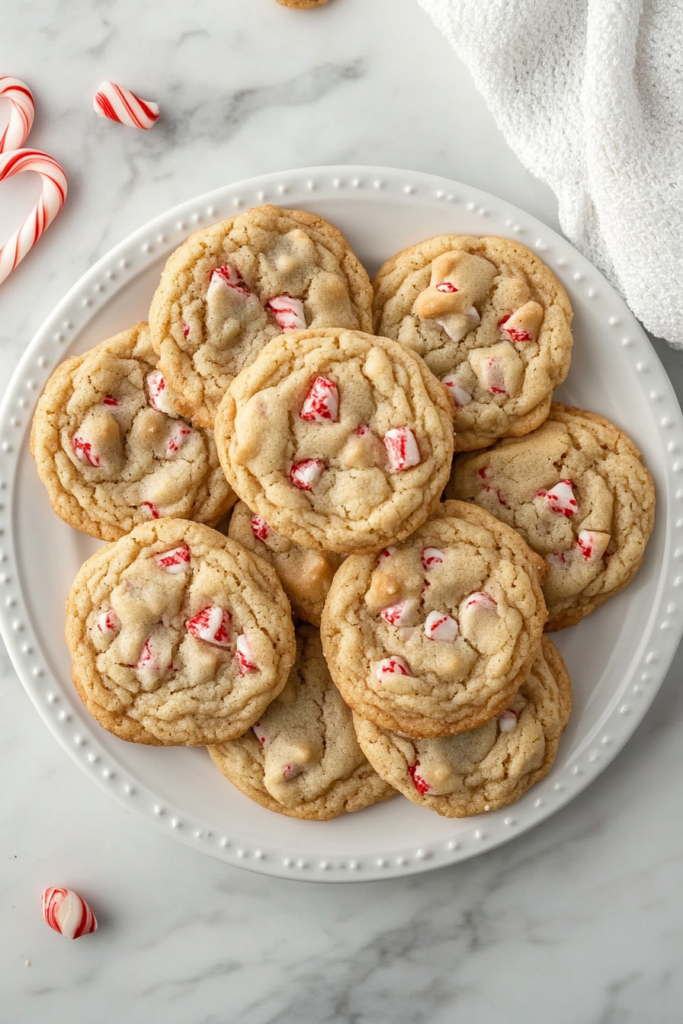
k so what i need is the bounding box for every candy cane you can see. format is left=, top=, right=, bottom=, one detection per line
left=93, top=81, right=159, bottom=129
left=0, top=148, right=67, bottom=286
left=0, top=76, right=35, bottom=153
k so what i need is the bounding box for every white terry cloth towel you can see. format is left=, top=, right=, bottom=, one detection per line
left=418, top=0, right=683, bottom=348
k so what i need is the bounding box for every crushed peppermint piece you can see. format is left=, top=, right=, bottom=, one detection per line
left=424, top=610, right=459, bottom=641
left=250, top=516, right=270, bottom=541
left=289, top=458, right=325, bottom=491
left=408, top=762, right=431, bottom=794
left=441, top=375, right=472, bottom=407
left=536, top=480, right=578, bottom=517
left=266, top=295, right=306, bottom=332
left=498, top=709, right=519, bottom=733
left=421, top=547, right=444, bottom=570
left=186, top=606, right=231, bottom=647
left=146, top=370, right=176, bottom=415
left=376, top=656, right=410, bottom=682
left=154, top=544, right=190, bottom=573
left=165, top=422, right=192, bottom=458
left=236, top=633, right=258, bottom=675
left=96, top=608, right=119, bottom=634
left=383, top=427, right=420, bottom=471
left=300, top=376, right=339, bottom=422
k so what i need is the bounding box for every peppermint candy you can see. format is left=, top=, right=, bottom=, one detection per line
left=576, top=529, right=610, bottom=562
left=380, top=599, right=419, bottom=626
left=186, top=606, right=231, bottom=647
left=147, top=370, right=176, bottom=415
left=546, top=551, right=568, bottom=567
left=165, top=422, right=192, bottom=458
left=0, top=77, right=35, bottom=153
left=236, top=634, right=258, bottom=675
left=498, top=709, right=519, bottom=733
left=96, top=608, right=120, bottom=635
left=435, top=306, right=480, bottom=343
left=377, top=546, right=397, bottom=563
left=102, top=395, right=119, bottom=408
left=0, top=149, right=67, bottom=287
left=479, top=356, right=507, bottom=395
left=266, top=295, right=306, bottom=332
left=41, top=888, right=97, bottom=940
left=93, top=81, right=159, bottom=130
left=140, top=501, right=160, bottom=519
left=408, top=761, right=431, bottom=795
left=250, top=516, right=270, bottom=541
left=424, top=610, right=459, bottom=642
left=376, top=656, right=410, bottom=682
left=289, top=458, right=325, bottom=491
left=441, top=375, right=472, bottom=407
left=383, top=427, right=420, bottom=471
left=300, top=376, right=339, bottom=422
left=154, top=545, right=190, bottom=573
left=72, top=432, right=100, bottom=467
left=499, top=301, right=544, bottom=344
left=421, top=547, right=444, bottom=570
left=252, top=722, right=268, bottom=745
left=461, top=591, right=497, bottom=613
left=536, top=480, right=578, bottom=518
left=208, top=263, right=250, bottom=297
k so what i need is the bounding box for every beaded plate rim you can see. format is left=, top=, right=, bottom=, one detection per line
left=1, top=164, right=681, bottom=882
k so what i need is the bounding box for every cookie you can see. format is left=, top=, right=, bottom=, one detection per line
left=353, top=636, right=571, bottom=817
left=208, top=623, right=396, bottom=820
left=446, top=404, right=656, bottom=630
left=31, top=322, right=235, bottom=542
left=149, top=205, right=373, bottom=427
left=214, top=328, right=454, bottom=555
left=372, top=235, right=573, bottom=451
left=320, top=500, right=548, bottom=738
left=65, top=519, right=296, bottom=746
left=277, top=0, right=331, bottom=7
left=227, top=500, right=343, bottom=626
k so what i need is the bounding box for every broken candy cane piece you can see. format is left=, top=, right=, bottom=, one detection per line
left=498, top=709, right=519, bottom=733
left=252, top=722, right=268, bottom=745
left=300, top=376, right=339, bottom=422
left=236, top=634, right=258, bottom=675
left=408, top=761, right=431, bottom=795
left=208, top=263, right=250, bottom=297
left=72, top=432, right=100, bottom=467
left=546, top=551, right=567, bottom=567
left=380, top=598, right=420, bottom=626
left=377, top=546, right=397, bottom=563
left=376, top=656, right=410, bottom=682
left=441, top=375, right=472, bottom=407
left=459, top=592, right=497, bottom=634
left=383, top=427, right=420, bottom=471
left=462, top=592, right=497, bottom=612
left=421, top=547, right=445, bottom=570
left=140, top=501, right=160, bottom=519
left=424, top=610, right=459, bottom=642
left=576, top=530, right=610, bottom=562
left=102, top=395, right=119, bottom=408
left=147, top=370, right=177, bottom=415
left=96, top=608, right=120, bottom=634
left=182, top=321, right=190, bottom=338
left=289, top=458, right=325, bottom=491
left=93, top=81, right=159, bottom=129
left=154, top=544, right=190, bottom=573
left=250, top=516, right=270, bottom=541
left=499, top=301, right=544, bottom=344
left=436, top=281, right=458, bottom=293
left=266, top=295, right=306, bottom=332
left=479, top=356, right=507, bottom=395
left=186, top=606, right=232, bottom=647
left=165, top=422, right=192, bottom=458
left=536, top=480, right=578, bottom=518
left=41, top=888, right=97, bottom=940
left=435, top=306, right=481, bottom=343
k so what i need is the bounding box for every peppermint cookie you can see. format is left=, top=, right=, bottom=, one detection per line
left=149, top=205, right=373, bottom=427
left=320, top=500, right=547, bottom=738
left=215, top=329, right=454, bottom=555
left=227, top=501, right=343, bottom=626
left=208, top=624, right=395, bottom=820
left=353, top=637, right=571, bottom=817
left=373, top=235, right=573, bottom=451
left=66, top=520, right=296, bottom=745
left=31, top=322, right=235, bottom=542
left=447, top=404, right=656, bottom=630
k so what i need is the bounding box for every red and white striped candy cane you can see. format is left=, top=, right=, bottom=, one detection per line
left=0, top=76, right=35, bottom=153
left=93, top=81, right=160, bottom=129
left=0, top=148, right=67, bottom=286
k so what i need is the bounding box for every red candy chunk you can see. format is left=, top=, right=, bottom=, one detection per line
left=236, top=633, right=258, bottom=675
left=146, top=370, right=176, bottom=415
left=210, top=263, right=250, bottom=296
left=499, top=301, right=544, bottom=344
left=441, top=375, right=472, bottom=407
left=102, top=395, right=119, bottom=407
left=536, top=480, right=577, bottom=517
left=577, top=529, right=610, bottom=562
left=72, top=433, right=100, bottom=467
left=408, top=762, right=431, bottom=795
left=186, top=606, right=231, bottom=647
left=376, top=656, right=410, bottom=682
left=435, top=281, right=458, bottom=293
left=498, top=709, right=519, bottom=733
left=421, top=547, right=444, bottom=570
left=250, top=516, right=270, bottom=541
left=380, top=599, right=419, bottom=626
left=252, top=721, right=268, bottom=745
left=462, top=592, right=497, bottom=612
left=300, top=376, right=339, bottom=422
left=140, top=501, right=160, bottom=519
left=165, top=422, right=192, bottom=458
left=383, top=427, right=420, bottom=471
left=41, top=888, right=97, bottom=940
left=481, top=357, right=507, bottom=395
left=377, top=546, right=396, bottom=563
left=266, top=295, right=306, bottom=332
left=289, top=458, right=325, bottom=491
left=424, top=610, right=459, bottom=641
left=154, top=544, right=190, bottom=573
left=182, top=321, right=190, bottom=338
left=96, top=608, right=119, bottom=634
left=355, top=424, right=371, bottom=436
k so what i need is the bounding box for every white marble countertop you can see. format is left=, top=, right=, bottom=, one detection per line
left=2, top=1, right=682, bottom=1021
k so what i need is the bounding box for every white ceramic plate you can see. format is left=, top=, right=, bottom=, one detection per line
left=2, top=166, right=682, bottom=882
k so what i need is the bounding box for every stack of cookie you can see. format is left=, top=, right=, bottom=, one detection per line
left=31, top=204, right=655, bottom=822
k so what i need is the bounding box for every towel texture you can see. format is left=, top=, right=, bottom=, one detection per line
left=419, top=0, right=683, bottom=347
